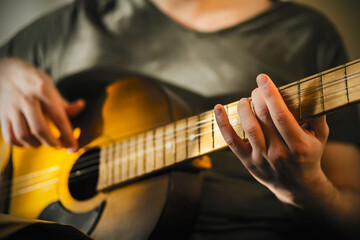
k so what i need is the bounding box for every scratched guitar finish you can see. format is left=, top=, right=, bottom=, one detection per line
left=0, top=59, right=359, bottom=239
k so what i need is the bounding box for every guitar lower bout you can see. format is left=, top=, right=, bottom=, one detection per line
left=1, top=70, right=208, bottom=239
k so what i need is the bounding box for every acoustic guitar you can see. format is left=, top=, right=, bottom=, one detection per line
left=0, top=59, right=359, bottom=239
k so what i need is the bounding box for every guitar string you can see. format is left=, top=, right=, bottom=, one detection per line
left=5, top=85, right=359, bottom=197
left=5, top=73, right=360, bottom=189
left=4, top=73, right=358, bottom=186
left=59, top=70, right=360, bottom=160
left=4, top=74, right=360, bottom=194
left=82, top=82, right=360, bottom=177
left=287, top=82, right=360, bottom=109
left=280, top=70, right=360, bottom=101
left=88, top=71, right=360, bottom=150
left=56, top=72, right=360, bottom=162
left=277, top=59, right=360, bottom=92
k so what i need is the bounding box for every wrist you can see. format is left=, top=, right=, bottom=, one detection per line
left=272, top=165, right=333, bottom=208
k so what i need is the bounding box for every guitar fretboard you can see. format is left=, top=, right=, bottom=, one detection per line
left=97, top=59, right=360, bottom=191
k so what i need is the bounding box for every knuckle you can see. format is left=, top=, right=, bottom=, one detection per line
left=3, top=136, right=11, bottom=145
left=238, top=98, right=249, bottom=109
left=36, top=81, right=48, bottom=96
left=268, top=146, right=288, bottom=162
left=224, top=136, right=237, bottom=149
left=33, top=125, right=48, bottom=138
left=31, top=73, right=50, bottom=96
left=291, top=143, right=308, bottom=158
left=217, top=119, right=229, bottom=129
left=251, top=89, right=258, bottom=99
left=20, top=94, right=35, bottom=107
left=19, top=131, right=31, bottom=142
left=273, top=111, right=288, bottom=125
left=9, top=135, right=21, bottom=146
left=256, top=108, right=271, bottom=122
left=245, top=125, right=258, bottom=139
left=323, top=123, right=329, bottom=137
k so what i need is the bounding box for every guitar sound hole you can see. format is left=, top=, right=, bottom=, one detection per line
left=68, top=148, right=100, bottom=200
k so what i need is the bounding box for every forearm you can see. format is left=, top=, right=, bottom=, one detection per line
left=288, top=143, right=360, bottom=236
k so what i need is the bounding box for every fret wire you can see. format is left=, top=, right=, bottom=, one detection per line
left=127, top=140, right=130, bottom=180
left=143, top=133, right=146, bottom=174
left=108, top=145, right=113, bottom=186
left=319, top=73, right=325, bottom=113
left=104, top=146, right=109, bottom=187
left=133, top=135, right=139, bottom=176
left=298, top=79, right=302, bottom=122
left=112, top=144, right=116, bottom=184
left=174, top=121, right=177, bottom=163
left=197, top=114, right=201, bottom=155
left=98, top=147, right=106, bottom=189
left=344, top=63, right=350, bottom=104
left=162, top=126, right=166, bottom=167
left=211, top=110, right=215, bottom=150
left=152, top=129, right=156, bottom=171
left=108, top=144, right=114, bottom=186
left=185, top=117, right=189, bottom=159
left=120, top=140, right=125, bottom=181
left=116, top=142, right=122, bottom=183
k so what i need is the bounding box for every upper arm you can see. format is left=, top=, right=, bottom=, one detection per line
left=0, top=1, right=81, bottom=75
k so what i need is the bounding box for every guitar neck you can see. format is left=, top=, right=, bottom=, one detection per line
left=97, top=59, right=360, bottom=191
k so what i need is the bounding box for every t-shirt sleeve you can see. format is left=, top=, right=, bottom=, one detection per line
left=0, top=1, right=81, bottom=77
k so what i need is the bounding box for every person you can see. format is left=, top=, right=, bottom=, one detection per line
left=0, top=0, right=359, bottom=239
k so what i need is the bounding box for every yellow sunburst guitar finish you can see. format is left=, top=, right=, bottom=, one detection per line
left=0, top=70, right=208, bottom=240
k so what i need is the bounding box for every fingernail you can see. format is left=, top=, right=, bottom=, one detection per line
left=67, top=146, right=78, bottom=153
left=256, top=74, right=268, bottom=87
left=67, top=148, right=75, bottom=153
left=214, top=105, right=222, bottom=116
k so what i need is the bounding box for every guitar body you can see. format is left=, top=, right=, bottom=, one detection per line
left=0, top=70, right=204, bottom=239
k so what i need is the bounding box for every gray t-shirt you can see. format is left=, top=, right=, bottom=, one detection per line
left=1, top=0, right=359, bottom=238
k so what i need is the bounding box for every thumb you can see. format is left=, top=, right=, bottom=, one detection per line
left=303, top=115, right=329, bottom=144
left=64, top=99, right=86, bottom=117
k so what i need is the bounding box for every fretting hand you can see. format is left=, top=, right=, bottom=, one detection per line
left=214, top=74, right=329, bottom=207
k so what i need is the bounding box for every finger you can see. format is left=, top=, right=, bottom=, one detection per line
left=45, top=103, right=78, bottom=150
left=8, top=123, right=23, bottom=147
left=237, top=98, right=266, bottom=154
left=303, top=115, right=329, bottom=144
left=44, top=97, right=78, bottom=151
left=0, top=116, right=11, bottom=145
left=64, top=99, right=86, bottom=117
left=39, top=87, right=78, bottom=151
left=256, top=74, right=304, bottom=148
left=35, top=75, right=78, bottom=150
left=22, top=98, right=62, bottom=147
left=8, top=107, right=41, bottom=147
left=214, top=104, right=251, bottom=159
left=1, top=115, right=20, bottom=146
left=251, top=88, right=284, bottom=150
